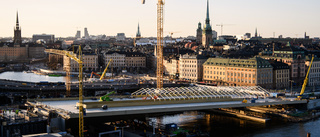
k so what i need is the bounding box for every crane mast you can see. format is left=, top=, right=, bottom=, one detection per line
left=157, top=0, right=164, bottom=89
left=143, top=0, right=164, bottom=89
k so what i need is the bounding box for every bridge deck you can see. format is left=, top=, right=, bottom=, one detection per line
left=37, top=98, right=307, bottom=118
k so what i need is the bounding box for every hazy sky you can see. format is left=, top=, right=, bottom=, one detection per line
left=1, top=0, right=320, bottom=38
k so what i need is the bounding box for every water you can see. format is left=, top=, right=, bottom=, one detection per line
left=0, top=71, right=66, bottom=83
left=147, top=111, right=320, bottom=137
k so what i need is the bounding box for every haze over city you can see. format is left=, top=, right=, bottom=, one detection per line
left=1, top=0, right=320, bottom=38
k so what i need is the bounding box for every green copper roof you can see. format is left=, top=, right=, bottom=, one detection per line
left=204, top=57, right=272, bottom=69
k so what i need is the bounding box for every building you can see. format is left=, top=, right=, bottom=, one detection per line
left=75, top=30, right=81, bottom=39
left=28, top=44, right=46, bottom=59
left=104, top=51, right=146, bottom=72
left=305, top=55, right=320, bottom=87
left=163, top=57, right=179, bottom=78
left=203, top=57, right=273, bottom=89
left=196, top=22, right=202, bottom=43
left=269, top=60, right=290, bottom=89
left=262, top=42, right=306, bottom=84
left=244, top=33, right=251, bottom=40
left=116, top=33, right=126, bottom=41
left=0, top=43, right=27, bottom=62
left=179, top=53, right=207, bottom=82
left=32, top=34, right=55, bottom=44
left=125, top=52, right=146, bottom=72
left=14, top=12, right=22, bottom=45
left=212, top=30, right=218, bottom=40
left=84, top=28, right=89, bottom=39
left=136, top=23, right=141, bottom=38
left=68, top=52, right=98, bottom=72
left=202, top=0, right=213, bottom=48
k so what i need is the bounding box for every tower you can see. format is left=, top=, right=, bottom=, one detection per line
left=14, top=11, right=22, bottom=45
left=136, top=23, right=141, bottom=38
left=84, top=28, right=89, bottom=39
left=202, top=0, right=213, bottom=48
left=255, top=28, right=258, bottom=37
left=196, top=22, right=202, bottom=43
left=75, top=30, right=81, bottom=39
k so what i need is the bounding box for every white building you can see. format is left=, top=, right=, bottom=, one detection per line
left=179, top=54, right=207, bottom=82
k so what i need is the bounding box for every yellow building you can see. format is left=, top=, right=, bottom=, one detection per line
left=203, top=57, right=273, bottom=89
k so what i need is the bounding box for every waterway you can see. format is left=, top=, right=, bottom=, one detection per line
left=0, top=71, right=66, bottom=83
left=147, top=111, right=320, bottom=137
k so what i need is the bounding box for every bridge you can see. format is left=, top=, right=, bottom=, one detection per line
left=31, top=85, right=307, bottom=119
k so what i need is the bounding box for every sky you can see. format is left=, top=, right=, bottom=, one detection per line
left=0, top=0, right=320, bottom=38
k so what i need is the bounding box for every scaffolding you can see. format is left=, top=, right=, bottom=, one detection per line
left=131, top=85, right=270, bottom=101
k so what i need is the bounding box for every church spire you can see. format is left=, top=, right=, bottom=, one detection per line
left=16, top=11, right=20, bottom=30
left=205, top=0, right=210, bottom=24
left=136, top=22, right=141, bottom=38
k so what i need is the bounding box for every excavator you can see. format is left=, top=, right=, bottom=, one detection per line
left=90, top=71, right=101, bottom=78
left=99, top=91, right=115, bottom=101
left=297, top=55, right=314, bottom=100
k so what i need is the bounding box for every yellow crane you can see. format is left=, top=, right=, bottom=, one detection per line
left=45, top=46, right=85, bottom=137
left=298, top=54, right=314, bottom=99
left=100, top=59, right=112, bottom=80
left=143, top=0, right=164, bottom=89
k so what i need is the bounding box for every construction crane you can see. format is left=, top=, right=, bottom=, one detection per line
left=44, top=46, right=84, bottom=137
left=216, top=23, right=234, bottom=36
left=100, top=59, right=112, bottom=80
left=143, top=0, right=164, bottom=89
left=298, top=55, right=314, bottom=100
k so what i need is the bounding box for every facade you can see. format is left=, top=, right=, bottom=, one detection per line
left=163, top=57, right=179, bottom=77
left=75, top=30, right=81, bottom=39
left=305, top=55, right=320, bottom=87
left=179, top=54, right=207, bottom=82
left=203, top=57, right=273, bottom=89
left=262, top=42, right=306, bottom=84
left=28, top=44, right=46, bottom=59
left=14, top=12, right=22, bottom=45
left=32, top=34, right=55, bottom=44
left=69, top=52, right=98, bottom=72
left=125, top=52, right=146, bottom=72
left=0, top=43, right=27, bottom=61
left=202, top=0, right=213, bottom=48
left=84, top=28, right=89, bottom=39
left=116, top=33, right=126, bottom=41
left=269, top=60, right=290, bottom=89
left=196, top=22, right=202, bottom=43
left=104, top=51, right=146, bottom=72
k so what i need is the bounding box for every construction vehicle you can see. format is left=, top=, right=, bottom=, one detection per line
left=99, top=91, right=115, bottom=101
left=298, top=55, right=314, bottom=100
left=90, top=71, right=101, bottom=78
left=100, top=59, right=112, bottom=80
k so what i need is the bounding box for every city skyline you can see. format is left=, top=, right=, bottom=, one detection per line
left=0, top=0, right=320, bottom=38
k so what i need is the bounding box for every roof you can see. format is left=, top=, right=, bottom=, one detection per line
left=268, top=60, right=290, bottom=70
left=204, top=57, right=272, bottom=69
left=105, top=51, right=145, bottom=57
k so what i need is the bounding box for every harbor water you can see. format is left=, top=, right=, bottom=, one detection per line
left=147, top=111, right=320, bottom=137
left=0, top=71, right=66, bottom=83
